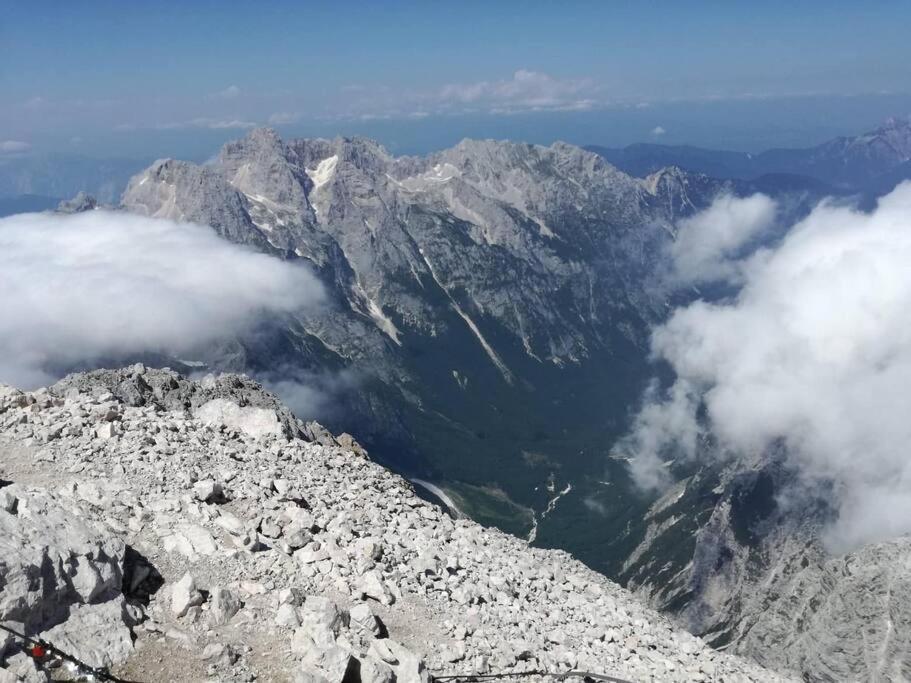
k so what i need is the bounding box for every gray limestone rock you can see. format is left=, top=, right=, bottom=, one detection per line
left=171, top=572, right=204, bottom=617
left=56, top=192, right=98, bottom=214
left=208, top=587, right=242, bottom=626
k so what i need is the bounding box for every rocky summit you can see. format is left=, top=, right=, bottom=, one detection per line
left=0, top=366, right=789, bottom=682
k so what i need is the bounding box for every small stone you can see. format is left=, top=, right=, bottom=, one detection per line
left=283, top=527, right=311, bottom=550
left=358, top=570, right=395, bottom=605
left=260, top=520, right=282, bottom=538
left=193, top=479, right=223, bottom=503
left=275, top=603, right=301, bottom=628
left=0, top=489, right=17, bottom=513
left=200, top=643, right=226, bottom=661
left=349, top=603, right=381, bottom=636
left=216, top=511, right=245, bottom=535
left=235, top=529, right=264, bottom=552
left=300, top=596, right=347, bottom=636
left=383, top=641, right=431, bottom=683
left=171, top=572, right=204, bottom=617
left=359, top=655, right=394, bottom=683
left=368, top=640, right=398, bottom=665
left=441, top=642, right=466, bottom=663
left=208, top=586, right=242, bottom=625
left=299, top=645, right=352, bottom=683
left=95, top=422, right=118, bottom=439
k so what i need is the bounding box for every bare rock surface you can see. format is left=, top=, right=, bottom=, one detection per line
left=0, top=368, right=791, bottom=682
left=620, top=458, right=911, bottom=682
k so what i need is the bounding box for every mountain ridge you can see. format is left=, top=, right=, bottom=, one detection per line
left=588, top=117, right=911, bottom=192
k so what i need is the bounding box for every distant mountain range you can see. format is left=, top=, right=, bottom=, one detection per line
left=0, top=154, right=150, bottom=210
left=3, top=118, right=909, bottom=218
left=588, top=117, right=911, bottom=195
left=0, top=193, right=60, bottom=217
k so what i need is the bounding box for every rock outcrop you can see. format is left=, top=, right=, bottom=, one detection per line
left=0, top=368, right=790, bottom=682
left=619, top=457, right=911, bottom=681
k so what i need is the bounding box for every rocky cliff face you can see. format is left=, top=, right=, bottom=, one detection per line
left=618, top=456, right=911, bottom=681
left=0, top=367, right=789, bottom=682
left=123, top=129, right=711, bottom=370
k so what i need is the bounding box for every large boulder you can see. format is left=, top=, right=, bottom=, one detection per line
left=0, top=485, right=133, bottom=669
left=193, top=398, right=283, bottom=439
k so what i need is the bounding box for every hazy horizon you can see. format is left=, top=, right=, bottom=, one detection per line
left=3, top=1, right=910, bottom=160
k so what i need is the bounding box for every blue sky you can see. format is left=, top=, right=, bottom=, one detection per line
left=2, top=1, right=910, bottom=158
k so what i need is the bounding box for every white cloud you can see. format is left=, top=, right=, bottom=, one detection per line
left=651, top=125, right=666, bottom=136
left=436, top=70, right=598, bottom=114
left=204, top=119, right=257, bottom=130
left=264, top=367, right=359, bottom=422
left=213, top=85, right=242, bottom=99
left=667, top=193, right=778, bottom=286
left=620, top=182, right=911, bottom=551
left=0, top=140, right=31, bottom=155
left=0, top=211, right=323, bottom=389
left=582, top=496, right=608, bottom=516
left=314, top=69, right=606, bottom=121
left=268, top=111, right=300, bottom=125
left=156, top=117, right=258, bottom=130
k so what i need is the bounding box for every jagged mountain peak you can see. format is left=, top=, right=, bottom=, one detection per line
left=442, top=136, right=612, bottom=171
left=231, top=125, right=284, bottom=148
left=877, top=115, right=911, bottom=133
left=855, top=115, right=911, bottom=157
left=120, top=128, right=724, bottom=369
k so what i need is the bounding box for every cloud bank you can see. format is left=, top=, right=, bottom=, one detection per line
left=622, top=184, right=911, bottom=551
left=0, top=210, right=323, bottom=388
left=667, top=193, right=778, bottom=285
left=212, top=85, right=242, bottom=100
left=437, top=70, right=597, bottom=114
left=0, top=140, right=31, bottom=155
left=156, top=118, right=257, bottom=131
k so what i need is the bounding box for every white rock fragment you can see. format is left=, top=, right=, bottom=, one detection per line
left=171, top=572, right=205, bottom=617
left=95, top=422, right=118, bottom=439
left=193, top=479, right=223, bottom=502
left=276, top=603, right=301, bottom=628
left=0, top=489, right=17, bottom=513
left=208, top=586, right=241, bottom=625
left=359, top=655, right=395, bottom=683
left=194, top=398, right=283, bottom=438
left=349, top=603, right=381, bottom=636
left=215, top=510, right=245, bottom=535
left=358, top=570, right=395, bottom=605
